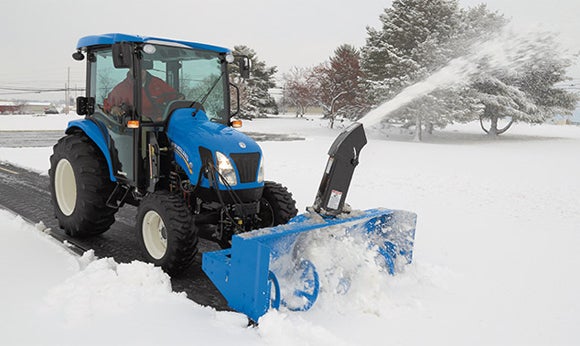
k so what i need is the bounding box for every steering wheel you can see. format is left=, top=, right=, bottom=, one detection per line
left=151, top=91, right=185, bottom=105
left=147, top=92, right=186, bottom=121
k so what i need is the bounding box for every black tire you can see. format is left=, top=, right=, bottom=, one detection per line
left=257, top=181, right=298, bottom=228
left=49, top=132, right=117, bottom=237
left=136, top=191, right=198, bottom=275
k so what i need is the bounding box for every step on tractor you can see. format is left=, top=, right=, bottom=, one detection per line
left=50, top=33, right=417, bottom=322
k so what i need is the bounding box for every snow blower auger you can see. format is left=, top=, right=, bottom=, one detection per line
left=202, top=123, right=417, bottom=322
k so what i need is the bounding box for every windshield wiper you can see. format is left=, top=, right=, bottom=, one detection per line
left=198, top=71, right=225, bottom=106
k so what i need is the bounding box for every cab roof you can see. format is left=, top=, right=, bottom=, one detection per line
left=76, top=33, right=230, bottom=54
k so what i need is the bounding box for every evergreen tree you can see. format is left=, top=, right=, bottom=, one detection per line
left=361, top=0, right=461, bottom=97
left=230, top=46, right=278, bottom=118
left=359, top=1, right=576, bottom=139
left=360, top=0, right=463, bottom=140
left=455, top=4, right=508, bottom=55
left=472, top=32, right=578, bottom=136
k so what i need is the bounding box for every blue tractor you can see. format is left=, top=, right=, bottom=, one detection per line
left=49, top=33, right=297, bottom=274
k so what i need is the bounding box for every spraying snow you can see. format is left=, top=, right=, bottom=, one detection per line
left=268, top=210, right=416, bottom=315
left=358, top=29, right=565, bottom=128
left=269, top=223, right=391, bottom=314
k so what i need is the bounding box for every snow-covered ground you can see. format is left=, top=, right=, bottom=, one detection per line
left=1, top=113, right=579, bottom=345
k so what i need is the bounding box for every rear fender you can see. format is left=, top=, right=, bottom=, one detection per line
left=66, top=119, right=117, bottom=182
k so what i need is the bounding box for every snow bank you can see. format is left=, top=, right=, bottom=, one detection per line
left=37, top=253, right=261, bottom=346
left=0, top=211, right=261, bottom=345
left=0, top=210, right=78, bottom=344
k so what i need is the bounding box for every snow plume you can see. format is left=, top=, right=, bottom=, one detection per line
left=358, top=28, right=570, bottom=128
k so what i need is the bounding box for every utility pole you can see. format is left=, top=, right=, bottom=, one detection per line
left=65, top=67, right=70, bottom=114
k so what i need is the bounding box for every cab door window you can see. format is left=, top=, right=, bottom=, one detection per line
left=88, top=48, right=136, bottom=181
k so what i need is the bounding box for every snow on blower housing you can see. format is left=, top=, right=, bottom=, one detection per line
left=49, top=33, right=417, bottom=322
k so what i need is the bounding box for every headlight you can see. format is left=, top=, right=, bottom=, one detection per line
left=257, top=155, right=264, bottom=183
left=215, top=151, right=237, bottom=186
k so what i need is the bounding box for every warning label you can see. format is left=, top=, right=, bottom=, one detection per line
left=327, top=189, right=342, bottom=210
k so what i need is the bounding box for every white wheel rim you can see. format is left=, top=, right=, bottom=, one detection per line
left=55, top=159, right=77, bottom=216
left=142, top=210, right=167, bottom=260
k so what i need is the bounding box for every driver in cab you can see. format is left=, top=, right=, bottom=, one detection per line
left=103, top=60, right=182, bottom=121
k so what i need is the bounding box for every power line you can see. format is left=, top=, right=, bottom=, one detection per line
left=0, top=87, right=65, bottom=92
left=0, top=86, right=85, bottom=95
left=0, top=91, right=44, bottom=96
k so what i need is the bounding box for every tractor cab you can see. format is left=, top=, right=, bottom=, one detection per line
left=72, top=34, right=249, bottom=190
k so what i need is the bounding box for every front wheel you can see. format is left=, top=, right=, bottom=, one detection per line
left=136, top=191, right=198, bottom=275
left=256, top=181, right=298, bottom=228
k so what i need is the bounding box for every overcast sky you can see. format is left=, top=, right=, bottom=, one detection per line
left=1, top=0, right=579, bottom=101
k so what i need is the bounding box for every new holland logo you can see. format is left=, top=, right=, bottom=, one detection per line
left=172, top=143, right=193, bottom=174
left=239, top=142, right=247, bottom=149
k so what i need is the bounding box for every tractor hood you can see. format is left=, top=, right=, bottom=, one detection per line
left=166, top=108, right=263, bottom=190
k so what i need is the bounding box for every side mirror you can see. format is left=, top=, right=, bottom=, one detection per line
left=76, top=97, right=95, bottom=116
left=72, top=50, right=85, bottom=61
left=112, top=42, right=133, bottom=69
left=238, top=56, right=251, bottom=79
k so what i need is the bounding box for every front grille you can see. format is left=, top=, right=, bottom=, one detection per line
left=230, top=152, right=260, bottom=183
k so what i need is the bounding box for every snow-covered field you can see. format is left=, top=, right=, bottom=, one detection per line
left=1, top=113, right=579, bottom=345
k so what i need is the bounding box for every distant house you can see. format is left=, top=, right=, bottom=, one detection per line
left=21, top=102, right=58, bottom=114
left=553, top=102, right=580, bottom=125
left=0, top=101, right=61, bottom=115
left=0, top=101, right=22, bottom=114
left=570, top=106, right=580, bottom=125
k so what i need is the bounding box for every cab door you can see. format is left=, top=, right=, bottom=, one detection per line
left=87, top=47, right=137, bottom=183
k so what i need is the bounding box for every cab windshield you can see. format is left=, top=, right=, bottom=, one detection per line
left=139, top=43, right=228, bottom=123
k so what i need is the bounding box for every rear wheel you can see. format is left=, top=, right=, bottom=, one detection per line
left=136, top=191, right=198, bottom=275
left=257, top=181, right=298, bottom=228
left=49, top=133, right=117, bottom=237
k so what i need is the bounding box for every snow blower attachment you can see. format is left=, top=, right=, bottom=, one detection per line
left=202, top=123, right=417, bottom=322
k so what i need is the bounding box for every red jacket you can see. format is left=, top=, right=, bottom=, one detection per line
left=104, top=73, right=178, bottom=120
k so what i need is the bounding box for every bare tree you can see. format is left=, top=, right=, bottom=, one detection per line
left=312, top=45, right=369, bottom=128
left=282, top=67, right=317, bottom=117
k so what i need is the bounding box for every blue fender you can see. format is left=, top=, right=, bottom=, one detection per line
left=66, top=119, right=117, bottom=182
